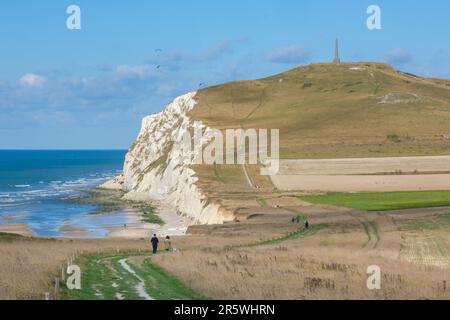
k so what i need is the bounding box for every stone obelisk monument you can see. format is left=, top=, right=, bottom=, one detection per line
left=333, top=38, right=341, bottom=63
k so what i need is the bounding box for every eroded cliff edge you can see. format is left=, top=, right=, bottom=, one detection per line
left=102, top=92, right=235, bottom=225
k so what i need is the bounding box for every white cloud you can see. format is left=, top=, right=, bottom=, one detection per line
left=20, top=74, right=47, bottom=88
left=266, top=45, right=312, bottom=64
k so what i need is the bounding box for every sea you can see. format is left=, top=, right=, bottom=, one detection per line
left=0, top=150, right=128, bottom=238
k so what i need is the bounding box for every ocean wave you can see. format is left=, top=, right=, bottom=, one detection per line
left=1, top=172, right=117, bottom=205
left=0, top=201, right=25, bottom=206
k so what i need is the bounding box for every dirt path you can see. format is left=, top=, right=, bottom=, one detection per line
left=118, top=258, right=153, bottom=300
left=358, top=219, right=380, bottom=249
left=64, top=252, right=204, bottom=300
left=242, top=163, right=257, bottom=189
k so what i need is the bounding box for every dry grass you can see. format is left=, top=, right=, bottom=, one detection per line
left=153, top=211, right=450, bottom=299
left=0, top=235, right=147, bottom=300
left=1, top=206, right=449, bottom=300
left=191, top=63, right=450, bottom=159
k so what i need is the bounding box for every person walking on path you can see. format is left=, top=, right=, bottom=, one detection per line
left=164, top=235, right=172, bottom=252
left=150, top=234, right=159, bottom=254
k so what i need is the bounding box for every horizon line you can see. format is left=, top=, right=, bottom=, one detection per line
left=0, top=148, right=129, bottom=151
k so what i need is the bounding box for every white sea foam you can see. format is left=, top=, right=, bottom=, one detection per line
left=1, top=171, right=118, bottom=206
left=0, top=199, right=16, bottom=204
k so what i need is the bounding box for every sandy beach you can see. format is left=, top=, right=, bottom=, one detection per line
left=107, top=201, right=190, bottom=239
left=0, top=214, right=27, bottom=221
left=0, top=223, right=34, bottom=237
left=0, top=188, right=190, bottom=240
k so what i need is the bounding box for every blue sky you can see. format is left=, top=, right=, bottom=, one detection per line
left=1, top=0, right=449, bottom=149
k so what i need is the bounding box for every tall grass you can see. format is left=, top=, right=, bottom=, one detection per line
left=0, top=236, right=147, bottom=300
left=153, top=214, right=450, bottom=300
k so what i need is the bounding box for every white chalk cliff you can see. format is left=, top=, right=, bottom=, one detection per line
left=102, top=92, right=234, bottom=225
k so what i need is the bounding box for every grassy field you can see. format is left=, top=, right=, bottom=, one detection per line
left=153, top=210, right=450, bottom=299
left=0, top=236, right=148, bottom=299
left=256, top=198, right=269, bottom=207
left=299, top=190, right=450, bottom=211
left=191, top=63, right=450, bottom=159
left=243, top=224, right=328, bottom=248
left=2, top=206, right=449, bottom=299
left=64, top=252, right=205, bottom=300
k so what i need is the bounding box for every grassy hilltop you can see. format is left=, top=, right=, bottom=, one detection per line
left=191, top=63, right=450, bottom=159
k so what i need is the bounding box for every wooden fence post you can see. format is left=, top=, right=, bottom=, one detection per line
left=61, top=266, right=66, bottom=282
left=54, top=277, right=60, bottom=296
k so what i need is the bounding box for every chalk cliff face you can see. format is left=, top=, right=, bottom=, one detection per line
left=102, top=92, right=234, bottom=225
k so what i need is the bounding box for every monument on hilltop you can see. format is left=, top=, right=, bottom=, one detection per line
left=333, top=38, right=341, bottom=63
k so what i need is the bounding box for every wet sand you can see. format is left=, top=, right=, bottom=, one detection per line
left=59, top=208, right=155, bottom=239
left=107, top=201, right=190, bottom=239
left=0, top=192, right=190, bottom=240
left=0, top=214, right=27, bottom=221
left=0, top=223, right=34, bottom=237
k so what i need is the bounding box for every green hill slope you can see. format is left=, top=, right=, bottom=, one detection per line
left=190, top=63, right=450, bottom=159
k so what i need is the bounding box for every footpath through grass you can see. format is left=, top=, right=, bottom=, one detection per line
left=299, top=190, right=450, bottom=211
left=256, top=198, right=269, bottom=207
left=63, top=251, right=205, bottom=300
left=241, top=224, right=327, bottom=248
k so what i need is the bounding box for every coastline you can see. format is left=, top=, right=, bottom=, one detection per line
left=0, top=194, right=191, bottom=240
left=106, top=201, right=191, bottom=239
left=0, top=223, right=34, bottom=237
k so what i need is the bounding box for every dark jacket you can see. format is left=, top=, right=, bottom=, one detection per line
left=151, top=237, right=159, bottom=247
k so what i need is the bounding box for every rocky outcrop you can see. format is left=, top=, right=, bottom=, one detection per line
left=102, top=92, right=234, bottom=225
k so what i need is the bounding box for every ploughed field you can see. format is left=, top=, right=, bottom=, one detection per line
left=271, top=156, right=450, bottom=192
